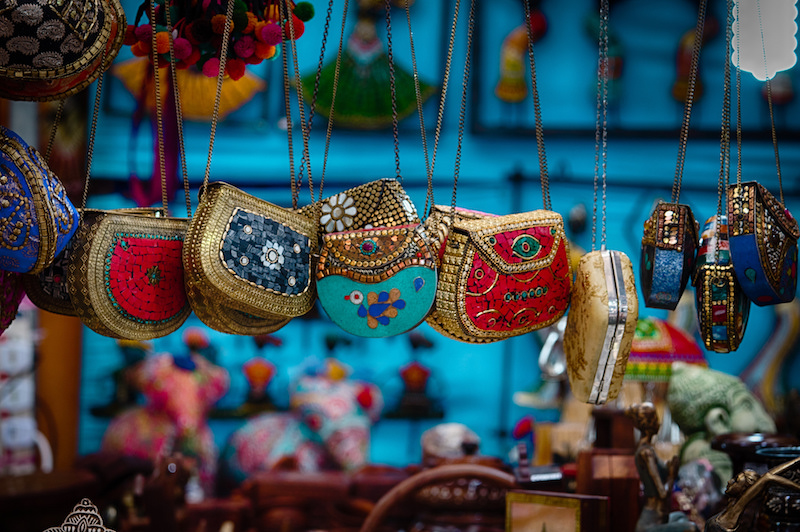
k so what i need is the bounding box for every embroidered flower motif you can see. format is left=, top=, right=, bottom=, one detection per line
left=32, top=51, right=61, bottom=68
left=12, top=4, right=42, bottom=25
left=0, top=17, right=14, bottom=38
left=60, top=34, right=83, bottom=54
left=320, top=192, right=357, bottom=233
left=7, top=36, right=38, bottom=55
left=345, top=288, right=406, bottom=329
left=260, top=241, right=285, bottom=270
left=37, top=20, right=65, bottom=40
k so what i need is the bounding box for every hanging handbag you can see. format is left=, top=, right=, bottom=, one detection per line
left=0, top=270, right=25, bottom=337
left=0, top=125, right=80, bottom=274
left=314, top=1, right=437, bottom=338
left=694, top=215, right=750, bottom=352
left=640, top=0, right=707, bottom=310
left=564, top=0, right=638, bottom=405
left=0, top=0, right=126, bottom=101
left=693, top=5, right=749, bottom=354
left=424, top=0, right=572, bottom=344
left=66, top=19, right=192, bottom=340
left=183, top=0, right=317, bottom=329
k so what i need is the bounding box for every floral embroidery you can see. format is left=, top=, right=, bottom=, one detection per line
left=7, top=35, right=38, bottom=55
left=32, top=51, right=61, bottom=68
left=37, top=20, right=65, bottom=40
left=346, top=288, right=406, bottom=329
left=12, top=4, right=42, bottom=25
left=0, top=17, right=14, bottom=38
left=60, top=33, right=83, bottom=54
left=320, top=192, right=357, bottom=233
left=260, top=241, right=284, bottom=270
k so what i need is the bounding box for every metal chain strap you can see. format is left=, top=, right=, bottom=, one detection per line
left=405, top=2, right=435, bottom=217
left=384, top=0, right=401, bottom=181
left=671, top=0, right=707, bottom=205
left=423, top=0, right=461, bottom=218
left=296, top=0, right=334, bottom=198
left=164, top=2, right=193, bottom=218
left=715, top=0, right=733, bottom=266
left=757, top=0, right=785, bottom=205
left=317, top=0, right=348, bottom=201
left=201, top=0, right=236, bottom=190
left=281, top=15, right=298, bottom=209
left=734, top=0, right=743, bottom=188
left=451, top=0, right=476, bottom=212
left=44, top=99, right=65, bottom=164
left=283, top=0, right=316, bottom=206
left=593, top=0, right=610, bottom=251
left=523, top=0, right=550, bottom=211
left=80, top=49, right=108, bottom=211
left=148, top=0, right=170, bottom=212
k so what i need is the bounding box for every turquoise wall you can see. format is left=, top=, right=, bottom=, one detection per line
left=79, top=0, right=800, bottom=467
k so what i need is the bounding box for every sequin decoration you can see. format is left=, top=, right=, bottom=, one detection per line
left=106, top=233, right=187, bottom=324
left=221, top=208, right=311, bottom=296
left=728, top=182, right=798, bottom=305
left=639, top=203, right=699, bottom=310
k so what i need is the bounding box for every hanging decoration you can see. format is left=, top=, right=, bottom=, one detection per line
left=300, top=0, right=436, bottom=129
left=494, top=0, right=547, bottom=103
left=124, top=0, right=315, bottom=79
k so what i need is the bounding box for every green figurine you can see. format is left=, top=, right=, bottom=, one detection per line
left=667, top=363, right=776, bottom=487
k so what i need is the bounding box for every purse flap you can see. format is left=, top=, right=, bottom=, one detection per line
left=455, top=210, right=565, bottom=274
left=319, top=224, right=432, bottom=279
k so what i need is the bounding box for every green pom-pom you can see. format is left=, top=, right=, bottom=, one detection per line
left=293, top=2, right=314, bottom=22
left=233, top=0, right=247, bottom=13
left=232, top=10, right=249, bottom=31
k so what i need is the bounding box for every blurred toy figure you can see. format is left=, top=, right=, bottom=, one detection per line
left=667, top=363, right=776, bottom=487
left=101, top=353, right=230, bottom=496
left=626, top=403, right=698, bottom=532
left=217, top=360, right=383, bottom=494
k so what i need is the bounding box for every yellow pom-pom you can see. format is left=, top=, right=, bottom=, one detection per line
left=253, top=41, right=276, bottom=60
left=243, top=11, right=258, bottom=33
left=155, top=31, right=171, bottom=55
left=211, top=14, right=229, bottom=35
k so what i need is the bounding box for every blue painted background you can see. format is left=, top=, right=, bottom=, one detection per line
left=78, top=0, right=800, bottom=468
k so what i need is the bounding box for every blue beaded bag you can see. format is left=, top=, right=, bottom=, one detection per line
left=0, top=125, right=79, bottom=274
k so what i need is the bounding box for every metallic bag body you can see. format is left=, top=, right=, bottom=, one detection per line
left=564, top=249, right=638, bottom=405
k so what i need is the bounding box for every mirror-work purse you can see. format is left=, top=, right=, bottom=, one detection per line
left=564, top=249, right=638, bottom=405
left=694, top=215, right=750, bottom=352
left=1, top=270, right=25, bottom=336
left=727, top=182, right=798, bottom=305
left=316, top=224, right=437, bottom=337
left=67, top=210, right=191, bottom=339
left=183, top=182, right=317, bottom=320
left=0, top=126, right=79, bottom=273
left=426, top=211, right=573, bottom=343
left=0, top=0, right=125, bottom=101
left=640, top=203, right=699, bottom=310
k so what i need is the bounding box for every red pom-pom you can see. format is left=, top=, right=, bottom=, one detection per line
left=134, top=24, right=152, bottom=42
left=283, top=16, right=304, bottom=40
left=253, top=41, right=276, bottom=60
left=356, top=385, right=374, bottom=411
left=186, top=20, right=212, bottom=45
left=226, top=58, right=246, bottom=80
left=260, top=23, right=282, bottom=46
left=173, top=37, right=192, bottom=60
left=233, top=35, right=255, bottom=58
left=202, top=57, right=221, bottom=78
left=130, top=40, right=149, bottom=57
left=184, top=47, right=201, bottom=67
left=123, top=25, right=138, bottom=46
left=243, top=54, right=262, bottom=65
left=528, top=11, right=547, bottom=40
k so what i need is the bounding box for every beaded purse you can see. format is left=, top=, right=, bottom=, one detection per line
left=67, top=209, right=191, bottom=339
left=564, top=0, right=638, bottom=405
left=694, top=215, right=750, bottom=352
left=317, top=224, right=437, bottom=337
left=727, top=184, right=798, bottom=306
left=640, top=2, right=707, bottom=310
left=0, top=125, right=80, bottom=274
left=0, top=0, right=125, bottom=101
left=0, top=270, right=25, bottom=337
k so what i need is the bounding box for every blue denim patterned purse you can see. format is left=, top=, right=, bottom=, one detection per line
left=0, top=126, right=79, bottom=273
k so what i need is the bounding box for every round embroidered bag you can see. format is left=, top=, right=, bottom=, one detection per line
left=0, top=0, right=126, bottom=101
